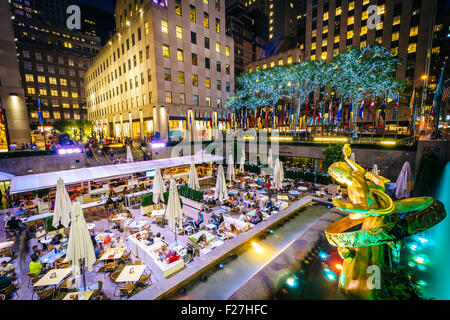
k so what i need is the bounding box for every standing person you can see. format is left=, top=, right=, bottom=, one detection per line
left=0, top=188, right=3, bottom=207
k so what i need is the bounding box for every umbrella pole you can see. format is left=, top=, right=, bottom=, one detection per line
left=80, top=258, right=87, bottom=291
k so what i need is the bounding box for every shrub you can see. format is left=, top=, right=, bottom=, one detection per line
left=45, top=215, right=63, bottom=232
left=323, top=143, right=345, bottom=172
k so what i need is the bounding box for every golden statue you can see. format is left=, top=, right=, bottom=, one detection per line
left=325, top=144, right=446, bottom=298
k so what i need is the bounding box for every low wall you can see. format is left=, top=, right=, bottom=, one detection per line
left=0, top=153, right=86, bottom=175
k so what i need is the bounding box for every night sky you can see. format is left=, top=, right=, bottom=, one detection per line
left=73, top=0, right=115, bottom=13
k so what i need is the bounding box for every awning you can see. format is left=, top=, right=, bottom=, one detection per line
left=0, top=171, right=14, bottom=182
left=9, top=154, right=223, bottom=194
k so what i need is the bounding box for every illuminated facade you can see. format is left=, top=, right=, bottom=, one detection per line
left=85, top=0, right=235, bottom=142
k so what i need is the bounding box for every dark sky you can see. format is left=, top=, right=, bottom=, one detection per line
left=73, top=0, right=115, bottom=13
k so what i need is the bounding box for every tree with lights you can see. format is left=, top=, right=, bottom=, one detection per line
left=327, top=44, right=402, bottom=137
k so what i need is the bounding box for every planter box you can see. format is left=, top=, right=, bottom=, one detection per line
left=180, top=196, right=203, bottom=211
left=141, top=205, right=153, bottom=216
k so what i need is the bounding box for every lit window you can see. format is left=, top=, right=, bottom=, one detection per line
left=165, top=91, right=172, bottom=103
left=362, top=11, right=368, bottom=20
left=262, top=63, right=267, bottom=69
left=145, top=22, right=149, bottom=35
left=39, top=89, right=47, bottom=95
left=323, top=12, right=329, bottom=20
left=205, top=77, right=211, bottom=88
left=161, top=19, right=169, bottom=33
left=336, top=7, right=342, bottom=15
left=322, top=39, right=327, bottom=47
left=203, top=0, right=208, bottom=4
left=63, top=103, right=70, bottom=108
left=72, top=92, right=78, bottom=98
left=311, top=55, right=316, bottom=61
left=278, top=58, right=283, bottom=65
left=270, top=61, right=275, bottom=67
left=410, top=26, right=419, bottom=37
left=393, top=16, right=401, bottom=26
left=162, top=44, right=170, bottom=58
left=60, top=78, right=67, bottom=86
left=347, top=30, right=354, bottom=39
left=204, top=12, right=209, bottom=28
left=216, top=18, right=220, bottom=33
left=408, top=43, right=417, bottom=53
left=348, top=16, right=354, bottom=25
left=216, top=42, right=221, bottom=53
left=321, top=52, right=327, bottom=60
left=287, top=56, right=293, bottom=64
left=177, top=49, right=184, bottom=61
left=190, top=5, right=196, bottom=22
left=225, top=46, right=230, bottom=56
left=391, top=47, right=398, bottom=56
left=176, top=26, right=183, bottom=39
left=360, top=40, right=366, bottom=48
left=269, top=34, right=273, bottom=39
left=61, top=91, right=69, bottom=97
left=379, top=4, right=385, bottom=14
left=51, top=90, right=58, bottom=96
left=311, top=42, right=316, bottom=50
left=175, top=0, right=182, bottom=15
left=360, top=26, right=367, bottom=36
left=432, top=47, right=440, bottom=54
left=178, top=71, right=185, bottom=84
left=349, top=1, right=355, bottom=11
left=334, top=36, right=340, bottom=43
left=392, top=32, right=399, bottom=41
left=192, top=74, right=198, bottom=86
left=25, top=74, right=34, bottom=82
left=73, top=104, right=79, bottom=109
left=376, top=22, right=383, bottom=30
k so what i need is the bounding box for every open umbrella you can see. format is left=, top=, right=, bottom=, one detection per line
left=166, top=179, right=183, bottom=233
left=395, top=161, right=414, bottom=199
left=273, top=159, right=283, bottom=190
left=227, top=154, right=235, bottom=181
left=188, top=162, right=200, bottom=190
left=126, top=145, right=134, bottom=163
left=53, top=177, right=72, bottom=229
left=152, top=167, right=166, bottom=204
left=214, top=164, right=228, bottom=201
left=66, top=201, right=96, bottom=290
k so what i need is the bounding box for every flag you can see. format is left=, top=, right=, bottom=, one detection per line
left=443, top=79, right=450, bottom=101
left=370, top=97, right=375, bottom=111
left=312, top=102, right=317, bottom=125
left=393, top=92, right=399, bottom=121
left=38, top=98, right=44, bottom=129
left=0, top=97, right=4, bottom=125
left=430, top=63, right=446, bottom=120
left=319, top=101, right=323, bottom=124
left=359, top=98, right=364, bottom=121
left=337, top=98, right=343, bottom=122
left=348, top=100, right=352, bottom=126
left=379, top=98, right=386, bottom=124
left=328, top=100, right=333, bottom=124
left=409, top=89, right=416, bottom=120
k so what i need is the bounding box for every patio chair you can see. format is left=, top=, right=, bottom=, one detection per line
left=109, top=271, right=121, bottom=296
left=30, top=277, right=42, bottom=300
left=119, top=283, right=136, bottom=299
left=0, top=294, right=5, bottom=300
left=91, top=281, right=103, bottom=300
left=101, top=261, right=118, bottom=278
left=37, top=287, right=54, bottom=300
left=0, top=283, right=19, bottom=299
left=120, top=251, right=131, bottom=264
left=133, top=260, right=142, bottom=265
left=58, top=278, right=74, bottom=295
left=137, top=274, right=152, bottom=287
left=26, top=272, right=38, bottom=288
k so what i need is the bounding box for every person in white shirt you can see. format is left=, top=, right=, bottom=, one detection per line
left=36, top=226, right=46, bottom=241
left=0, top=261, right=15, bottom=278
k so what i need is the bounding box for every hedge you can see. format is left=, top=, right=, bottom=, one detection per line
left=179, top=185, right=203, bottom=203
left=45, top=215, right=64, bottom=232
left=244, top=163, right=261, bottom=174
left=141, top=191, right=182, bottom=207
left=284, top=169, right=332, bottom=185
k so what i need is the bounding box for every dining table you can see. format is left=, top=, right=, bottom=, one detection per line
left=115, top=265, right=146, bottom=283
left=33, top=268, right=72, bottom=289
left=63, top=290, right=95, bottom=300
left=38, top=249, right=67, bottom=264
left=99, top=246, right=126, bottom=261
left=0, top=241, right=15, bottom=251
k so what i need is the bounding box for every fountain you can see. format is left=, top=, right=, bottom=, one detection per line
left=426, top=161, right=450, bottom=299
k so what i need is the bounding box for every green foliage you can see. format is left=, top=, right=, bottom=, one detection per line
left=179, top=185, right=203, bottom=203
left=370, top=266, right=423, bottom=300
left=52, top=120, right=73, bottom=134
left=323, top=144, right=345, bottom=171
left=141, top=191, right=182, bottom=207
left=244, top=163, right=261, bottom=174
left=45, top=215, right=63, bottom=232
left=32, top=188, right=51, bottom=199
left=414, top=152, right=442, bottom=197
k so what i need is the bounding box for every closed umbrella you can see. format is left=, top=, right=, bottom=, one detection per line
left=188, top=162, right=200, bottom=190
left=53, top=177, right=72, bottom=229
left=152, top=167, right=166, bottom=204
left=268, top=149, right=273, bottom=167
left=280, top=160, right=285, bottom=182
left=227, top=154, right=235, bottom=181
left=373, top=164, right=379, bottom=175
left=126, top=145, right=134, bottom=163
left=214, top=164, right=228, bottom=201
left=273, top=159, right=283, bottom=190
left=350, top=152, right=356, bottom=162
left=66, top=201, right=96, bottom=290
left=395, top=161, right=414, bottom=199
left=166, top=179, right=183, bottom=232
left=239, top=149, right=245, bottom=173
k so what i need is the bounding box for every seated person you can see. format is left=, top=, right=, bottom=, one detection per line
left=3, top=211, right=13, bottom=227
left=29, top=254, right=46, bottom=276
left=106, top=196, right=115, bottom=206
left=156, top=245, right=169, bottom=262
left=0, top=261, right=15, bottom=279
left=211, top=212, right=224, bottom=229
left=185, top=211, right=204, bottom=230
left=31, top=245, right=42, bottom=257
left=50, top=234, right=63, bottom=247
left=114, top=236, right=125, bottom=248
left=165, top=250, right=180, bottom=264
left=0, top=274, right=12, bottom=291
left=36, top=226, right=46, bottom=241
left=94, top=243, right=104, bottom=259
left=197, top=233, right=208, bottom=248
left=230, top=223, right=241, bottom=235
left=6, top=216, right=24, bottom=231
left=101, top=193, right=108, bottom=201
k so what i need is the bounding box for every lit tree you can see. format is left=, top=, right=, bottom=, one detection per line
left=328, top=44, right=402, bottom=137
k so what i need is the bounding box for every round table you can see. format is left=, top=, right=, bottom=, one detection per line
left=39, top=238, right=53, bottom=245
left=298, top=187, right=308, bottom=192
left=0, top=241, right=15, bottom=250
left=87, top=223, right=95, bottom=230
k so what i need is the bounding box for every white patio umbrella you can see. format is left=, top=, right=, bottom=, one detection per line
left=395, top=161, right=414, bottom=199
left=239, top=149, right=245, bottom=173
left=268, top=148, right=273, bottom=167
left=152, top=167, right=166, bottom=204
left=166, top=179, right=183, bottom=232
left=126, top=145, right=134, bottom=163
left=280, top=160, right=285, bottom=181
left=350, top=152, right=356, bottom=162
left=188, top=162, right=200, bottom=190
left=227, top=154, right=235, bottom=181
left=52, top=177, right=72, bottom=229
left=214, top=164, right=229, bottom=201
left=66, top=201, right=96, bottom=290
left=373, top=164, right=379, bottom=175
left=273, top=159, right=283, bottom=190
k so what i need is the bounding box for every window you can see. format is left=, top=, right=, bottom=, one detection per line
left=192, top=74, right=198, bottom=86
left=146, top=45, right=150, bottom=59
left=216, top=18, right=220, bottom=33
left=145, top=22, right=149, bottom=35
left=225, top=46, right=230, bottom=56
left=25, top=74, right=34, bottom=82
left=51, top=89, right=58, bottom=96
left=178, top=93, right=186, bottom=105
left=192, top=53, right=198, bottom=65
left=27, top=87, right=36, bottom=94
left=164, top=68, right=171, bottom=81
left=393, top=16, right=401, bottom=26
left=205, top=37, right=210, bottom=49
left=216, top=61, right=221, bottom=72
left=205, top=58, right=210, bottom=69
left=410, top=26, right=419, bottom=37
left=39, top=88, right=47, bottom=96
left=191, top=31, right=197, bottom=44
left=226, top=64, right=230, bottom=74
left=408, top=43, right=417, bottom=53
left=176, top=26, right=183, bottom=39
left=348, top=16, right=354, bottom=25
left=263, top=63, right=267, bottom=69
left=287, top=56, right=293, bottom=64
left=204, top=12, right=209, bottom=28
left=217, top=80, right=221, bottom=90
left=226, top=82, right=230, bottom=92
left=165, top=91, right=172, bottom=103
left=215, top=0, right=220, bottom=11
left=177, top=49, right=184, bottom=62
left=36, top=64, right=44, bottom=72
left=360, top=26, right=367, bottom=36
left=63, top=103, right=70, bottom=109
left=278, top=58, right=283, bottom=65
left=193, top=95, right=199, bottom=106
left=178, top=71, right=185, bottom=84
left=206, top=97, right=211, bottom=107
left=60, top=78, right=67, bottom=86
left=216, top=98, right=222, bottom=108
left=54, top=111, right=61, bottom=119
left=161, top=19, right=169, bottom=34
left=205, top=77, right=211, bottom=88
left=73, top=104, right=79, bottom=109
left=36, top=76, right=46, bottom=84
left=392, top=32, right=400, bottom=41
left=162, top=44, right=170, bottom=58
left=175, top=0, right=182, bottom=15
left=216, top=42, right=221, bottom=53
left=190, top=5, right=196, bottom=22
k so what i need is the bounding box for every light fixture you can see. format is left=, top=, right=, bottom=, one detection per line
left=314, top=137, right=348, bottom=142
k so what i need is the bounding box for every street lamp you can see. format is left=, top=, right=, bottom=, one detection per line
left=420, top=74, right=429, bottom=133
